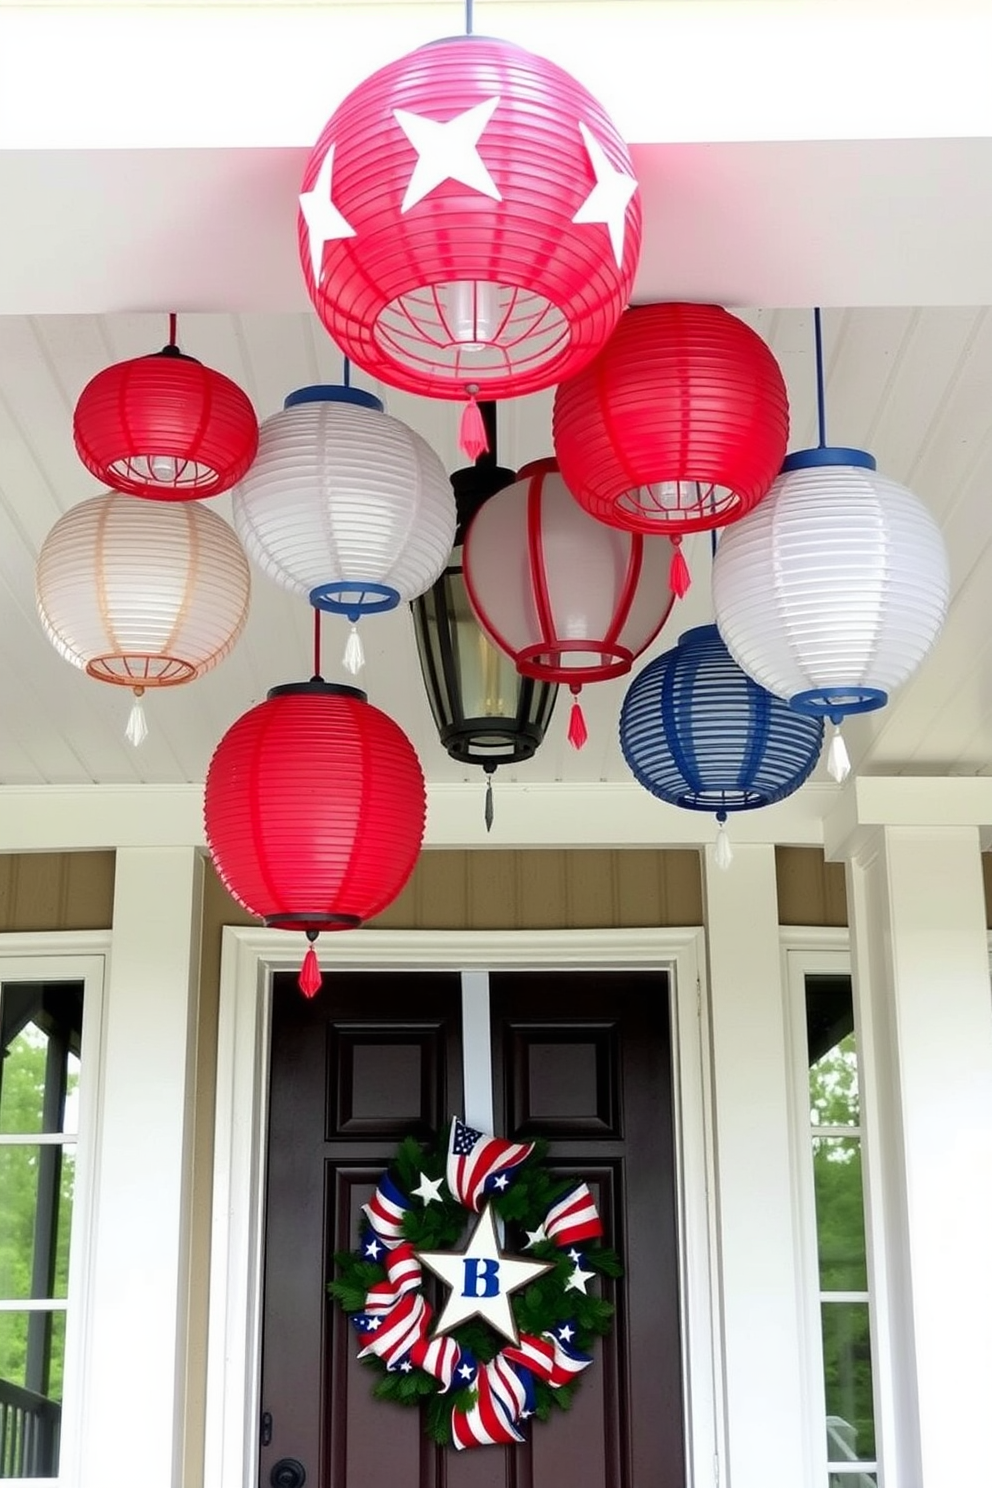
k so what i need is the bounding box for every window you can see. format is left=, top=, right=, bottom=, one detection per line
left=0, top=983, right=83, bottom=1479
left=803, top=971, right=878, bottom=1487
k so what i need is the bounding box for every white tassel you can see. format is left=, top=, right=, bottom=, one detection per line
left=342, top=623, right=365, bottom=675
left=125, top=692, right=148, bottom=747
left=714, top=816, right=733, bottom=871
left=826, top=721, right=851, bottom=783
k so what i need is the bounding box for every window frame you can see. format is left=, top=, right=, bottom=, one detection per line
left=0, top=933, right=109, bottom=1488
left=782, top=927, right=891, bottom=1488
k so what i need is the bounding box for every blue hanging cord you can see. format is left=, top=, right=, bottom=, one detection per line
left=813, top=307, right=827, bottom=448
left=342, top=356, right=351, bottom=387
left=465, top=0, right=474, bottom=34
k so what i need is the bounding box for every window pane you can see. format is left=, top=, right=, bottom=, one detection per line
left=0, top=983, right=84, bottom=1137
left=822, top=1301, right=876, bottom=1462
left=0, top=1309, right=64, bottom=1476
left=806, top=975, right=859, bottom=1126
left=813, top=1137, right=868, bottom=1291
left=0, top=1145, right=74, bottom=1302
left=829, top=1474, right=877, bottom=1487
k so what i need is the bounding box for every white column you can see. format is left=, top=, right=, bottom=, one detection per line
left=704, top=844, right=807, bottom=1488
left=845, top=825, right=992, bottom=1488
left=79, top=847, right=204, bottom=1488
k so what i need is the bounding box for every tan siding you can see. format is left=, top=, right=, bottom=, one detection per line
left=983, top=853, right=992, bottom=930
left=0, top=851, right=114, bottom=930
left=775, top=846, right=848, bottom=927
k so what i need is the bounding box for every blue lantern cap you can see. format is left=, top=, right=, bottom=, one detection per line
left=284, top=384, right=384, bottom=414
left=619, top=625, right=824, bottom=816
left=781, top=446, right=876, bottom=474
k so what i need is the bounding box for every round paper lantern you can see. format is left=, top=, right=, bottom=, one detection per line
left=204, top=680, right=426, bottom=993
left=73, top=325, right=258, bottom=499
left=712, top=448, right=950, bottom=743
left=298, top=36, right=641, bottom=416
left=462, top=458, right=675, bottom=746
left=619, top=624, right=824, bottom=865
left=552, top=304, right=789, bottom=585
left=36, top=492, right=250, bottom=704
left=232, top=386, right=455, bottom=649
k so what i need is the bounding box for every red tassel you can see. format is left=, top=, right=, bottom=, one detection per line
left=298, top=943, right=323, bottom=999
left=459, top=393, right=489, bottom=462
left=669, top=540, right=691, bottom=599
left=567, top=694, right=588, bottom=750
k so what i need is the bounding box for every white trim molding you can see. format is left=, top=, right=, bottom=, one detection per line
left=203, top=925, right=720, bottom=1488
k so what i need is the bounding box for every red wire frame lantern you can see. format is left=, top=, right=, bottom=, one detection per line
left=204, top=668, right=426, bottom=996
left=552, top=303, right=789, bottom=594
left=73, top=315, right=258, bottom=499
left=462, top=458, right=676, bottom=748
left=298, top=36, right=641, bottom=453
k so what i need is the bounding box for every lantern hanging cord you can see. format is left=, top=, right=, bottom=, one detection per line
left=168, top=312, right=178, bottom=349
left=813, top=306, right=827, bottom=448
left=312, top=604, right=322, bottom=680
left=465, top=0, right=474, bottom=34
left=343, top=355, right=351, bottom=387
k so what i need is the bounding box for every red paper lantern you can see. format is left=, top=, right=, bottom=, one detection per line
left=462, top=458, right=675, bottom=748
left=74, top=324, right=258, bottom=500
left=298, top=36, right=641, bottom=420
left=204, top=679, right=426, bottom=993
left=552, top=303, right=789, bottom=543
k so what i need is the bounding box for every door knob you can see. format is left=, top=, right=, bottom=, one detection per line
left=270, top=1459, right=306, bottom=1488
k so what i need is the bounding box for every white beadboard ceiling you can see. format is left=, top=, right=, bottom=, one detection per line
left=0, top=1, right=989, bottom=830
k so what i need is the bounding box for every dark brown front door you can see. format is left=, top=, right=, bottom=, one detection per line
left=260, top=968, right=685, bottom=1488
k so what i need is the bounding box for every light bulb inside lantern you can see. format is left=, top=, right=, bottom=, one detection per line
left=445, top=281, right=500, bottom=350
left=148, top=454, right=180, bottom=484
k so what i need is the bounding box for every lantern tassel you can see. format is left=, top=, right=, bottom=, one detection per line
left=484, top=773, right=494, bottom=832
left=299, top=932, right=323, bottom=999
left=714, top=812, right=733, bottom=871
left=567, top=688, right=588, bottom=750
left=459, top=388, right=489, bottom=462
left=342, top=623, right=365, bottom=675
left=669, top=538, right=691, bottom=599
left=126, top=688, right=148, bottom=747
left=827, top=720, right=851, bottom=784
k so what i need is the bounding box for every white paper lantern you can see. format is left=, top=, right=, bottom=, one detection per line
left=232, top=386, right=455, bottom=653
left=712, top=447, right=949, bottom=777
left=36, top=492, right=250, bottom=741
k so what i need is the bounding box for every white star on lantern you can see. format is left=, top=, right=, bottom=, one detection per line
left=411, top=1172, right=445, bottom=1206
left=417, top=1202, right=552, bottom=1344
left=299, top=143, right=356, bottom=281
left=565, top=1262, right=596, bottom=1295
left=571, top=121, right=637, bottom=268
left=394, top=96, right=502, bottom=213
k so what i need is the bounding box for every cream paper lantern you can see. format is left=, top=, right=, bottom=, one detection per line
left=36, top=491, right=250, bottom=744
left=231, top=385, right=455, bottom=673
left=712, top=447, right=949, bottom=781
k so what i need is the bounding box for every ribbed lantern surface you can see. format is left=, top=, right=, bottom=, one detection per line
left=553, top=303, right=789, bottom=534
left=712, top=450, right=950, bottom=716
left=203, top=682, right=426, bottom=931
left=619, top=625, right=823, bottom=813
left=73, top=347, right=258, bottom=499
left=298, top=36, right=641, bottom=401
left=462, top=458, right=675, bottom=684
left=232, top=386, right=455, bottom=617
left=36, top=493, right=250, bottom=686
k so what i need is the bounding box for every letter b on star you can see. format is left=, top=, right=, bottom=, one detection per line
left=462, top=1257, right=500, bottom=1297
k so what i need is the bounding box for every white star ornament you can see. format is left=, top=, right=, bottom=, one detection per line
left=394, top=96, right=503, bottom=213
left=571, top=121, right=637, bottom=268
left=565, top=1262, right=596, bottom=1295
left=417, top=1202, right=552, bottom=1345
left=411, top=1172, right=445, bottom=1206
left=299, top=143, right=356, bottom=281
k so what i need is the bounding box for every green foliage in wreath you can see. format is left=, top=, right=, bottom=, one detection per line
left=330, top=1133, right=622, bottom=1445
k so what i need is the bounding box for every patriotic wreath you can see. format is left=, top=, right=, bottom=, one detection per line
left=331, top=1118, right=621, bottom=1449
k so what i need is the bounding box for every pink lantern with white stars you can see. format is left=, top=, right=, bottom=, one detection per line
left=298, top=35, right=641, bottom=456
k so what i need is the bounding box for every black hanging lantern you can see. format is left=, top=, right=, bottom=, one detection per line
left=411, top=403, right=558, bottom=828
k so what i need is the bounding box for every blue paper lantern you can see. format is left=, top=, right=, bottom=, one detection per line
left=619, top=625, right=823, bottom=863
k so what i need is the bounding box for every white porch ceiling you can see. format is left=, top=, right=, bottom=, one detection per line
left=0, top=1, right=989, bottom=846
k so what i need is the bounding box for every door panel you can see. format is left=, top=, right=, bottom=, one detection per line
left=260, top=968, right=685, bottom=1488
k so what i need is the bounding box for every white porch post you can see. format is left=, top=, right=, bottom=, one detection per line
left=79, top=847, right=204, bottom=1488
left=704, top=843, right=808, bottom=1488
left=841, top=822, right=992, bottom=1488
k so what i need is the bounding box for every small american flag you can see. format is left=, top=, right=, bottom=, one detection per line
left=445, top=1118, right=534, bottom=1212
